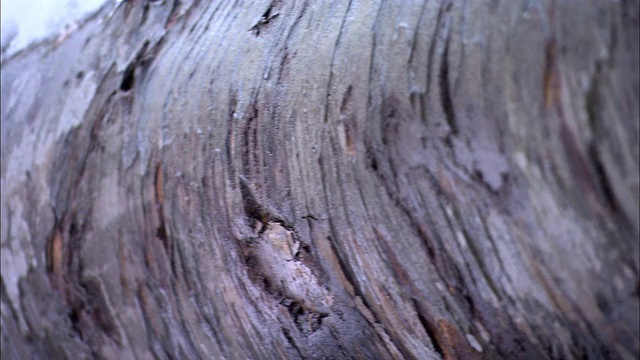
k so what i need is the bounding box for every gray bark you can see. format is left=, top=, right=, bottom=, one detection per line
left=1, top=1, right=638, bottom=359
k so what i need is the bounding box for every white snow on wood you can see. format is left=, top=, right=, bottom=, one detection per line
left=1, top=0, right=109, bottom=56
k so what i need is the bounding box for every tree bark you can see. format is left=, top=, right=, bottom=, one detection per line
left=1, top=1, right=638, bottom=359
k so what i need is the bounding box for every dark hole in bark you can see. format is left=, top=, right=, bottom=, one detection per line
left=588, top=144, right=618, bottom=213
left=120, top=64, right=136, bottom=91
left=282, top=326, right=301, bottom=353
left=595, top=292, right=611, bottom=314
left=417, top=311, right=445, bottom=357
left=155, top=226, right=167, bottom=244
left=262, top=277, right=272, bottom=292
left=439, top=36, right=458, bottom=140
left=69, top=308, right=81, bottom=326
left=412, top=298, right=445, bottom=357
left=287, top=300, right=304, bottom=316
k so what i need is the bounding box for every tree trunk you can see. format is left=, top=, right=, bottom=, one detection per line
left=1, top=1, right=638, bottom=359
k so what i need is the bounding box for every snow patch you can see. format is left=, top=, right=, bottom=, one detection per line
left=1, top=0, right=109, bottom=56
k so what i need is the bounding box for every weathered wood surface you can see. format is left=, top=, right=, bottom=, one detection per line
left=1, top=1, right=638, bottom=359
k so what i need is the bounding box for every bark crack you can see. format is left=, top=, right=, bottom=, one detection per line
left=438, top=19, right=457, bottom=144
left=249, top=1, right=281, bottom=37
left=322, top=0, right=353, bottom=125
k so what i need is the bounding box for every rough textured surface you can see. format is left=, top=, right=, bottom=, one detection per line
left=1, top=1, right=638, bottom=359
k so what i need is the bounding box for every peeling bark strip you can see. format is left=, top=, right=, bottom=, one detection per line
left=238, top=175, right=333, bottom=335
left=248, top=223, right=333, bottom=333
left=1, top=1, right=638, bottom=359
